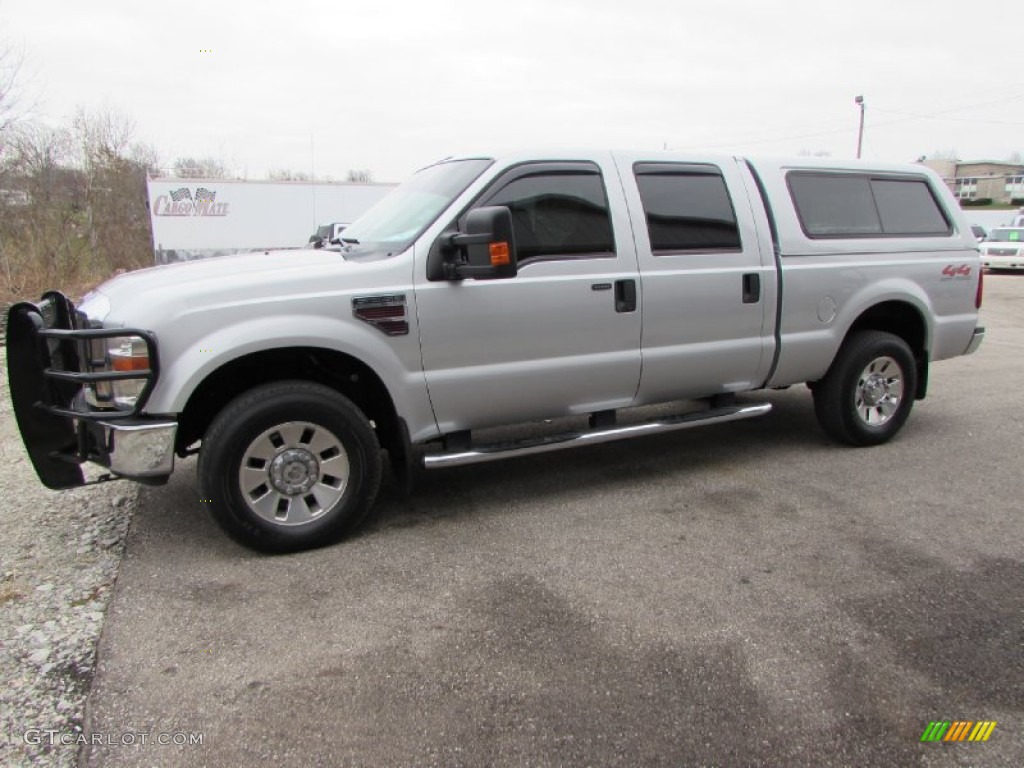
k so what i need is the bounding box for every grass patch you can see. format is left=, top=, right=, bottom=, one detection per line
left=0, top=582, right=25, bottom=604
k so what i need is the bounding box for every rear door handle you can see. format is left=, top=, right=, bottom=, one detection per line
left=615, top=279, right=636, bottom=313
left=742, top=273, right=761, bottom=304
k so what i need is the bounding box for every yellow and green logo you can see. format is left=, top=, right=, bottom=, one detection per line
left=920, top=721, right=996, bottom=742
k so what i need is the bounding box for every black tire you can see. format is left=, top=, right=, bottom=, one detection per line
left=813, top=330, right=918, bottom=447
left=198, top=380, right=382, bottom=553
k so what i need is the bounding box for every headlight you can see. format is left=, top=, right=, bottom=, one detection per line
left=84, top=335, right=152, bottom=410
left=109, top=337, right=151, bottom=407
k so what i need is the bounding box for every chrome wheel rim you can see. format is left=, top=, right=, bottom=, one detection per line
left=238, top=421, right=350, bottom=526
left=854, top=356, right=904, bottom=427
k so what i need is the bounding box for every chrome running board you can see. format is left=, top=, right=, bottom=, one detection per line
left=421, top=403, right=772, bottom=469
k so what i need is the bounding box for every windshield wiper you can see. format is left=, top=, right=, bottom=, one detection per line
left=340, top=237, right=360, bottom=244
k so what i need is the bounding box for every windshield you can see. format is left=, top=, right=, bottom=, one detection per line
left=987, top=228, right=1024, bottom=242
left=339, top=158, right=492, bottom=255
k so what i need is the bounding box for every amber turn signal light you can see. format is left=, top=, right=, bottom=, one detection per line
left=489, top=242, right=510, bottom=266
left=111, top=354, right=150, bottom=372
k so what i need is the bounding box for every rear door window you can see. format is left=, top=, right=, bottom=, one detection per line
left=633, top=163, right=741, bottom=252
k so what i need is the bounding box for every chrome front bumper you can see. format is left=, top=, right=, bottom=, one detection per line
left=102, top=419, right=178, bottom=480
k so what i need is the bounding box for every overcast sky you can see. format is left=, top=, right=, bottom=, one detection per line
left=5, top=0, right=1023, bottom=182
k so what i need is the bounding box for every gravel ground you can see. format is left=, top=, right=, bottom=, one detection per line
left=0, top=349, right=139, bottom=767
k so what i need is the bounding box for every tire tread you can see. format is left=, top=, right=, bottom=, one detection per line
left=813, top=330, right=917, bottom=447
left=198, top=380, right=381, bottom=552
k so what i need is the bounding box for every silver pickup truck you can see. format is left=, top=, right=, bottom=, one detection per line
left=6, top=151, right=985, bottom=551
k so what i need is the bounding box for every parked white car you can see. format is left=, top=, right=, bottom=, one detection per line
left=980, top=227, right=1024, bottom=270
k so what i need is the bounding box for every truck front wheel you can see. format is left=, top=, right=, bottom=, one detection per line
left=198, top=381, right=382, bottom=552
left=813, top=331, right=918, bottom=447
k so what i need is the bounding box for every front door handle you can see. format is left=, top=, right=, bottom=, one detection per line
left=742, top=273, right=761, bottom=304
left=615, top=279, right=636, bottom=313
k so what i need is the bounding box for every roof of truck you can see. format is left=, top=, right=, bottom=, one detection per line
left=434, top=150, right=938, bottom=176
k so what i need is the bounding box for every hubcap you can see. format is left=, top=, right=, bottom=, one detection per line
left=238, top=421, right=350, bottom=526
left=854, top=356, right=904, bottom=426
left=269, top=449, right=319, bottom=495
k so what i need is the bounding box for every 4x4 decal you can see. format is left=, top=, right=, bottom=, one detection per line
left=941, top=264, right=972, bottom=279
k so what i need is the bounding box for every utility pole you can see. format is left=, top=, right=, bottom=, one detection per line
left=855, top=95, right=865, bottom=159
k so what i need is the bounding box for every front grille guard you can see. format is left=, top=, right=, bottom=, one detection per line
left=27, top=291, right=159, bottom=420
left=6, top=291, right=160, bottom=488
left=37, top=327, right=160, bottom=420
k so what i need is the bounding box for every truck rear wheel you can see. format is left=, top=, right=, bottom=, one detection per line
left=813, top=330, right=917, bottom=446
left=198, top=381, right=382, bottom=552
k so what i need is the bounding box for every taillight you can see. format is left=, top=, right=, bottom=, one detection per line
left=976, top=268, right=984, bottom=309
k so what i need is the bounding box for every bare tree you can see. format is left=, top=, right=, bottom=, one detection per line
left=267, top=168, right=312, bottom=181
left=0, top=40, right=31, bottom=198
left=72, top=106, right=137, bottom=172
left=0, top=43, right=34, bottom=299
left=173, top=155, right=228, bottom=179
left=346, top=169, right=373, bottom=183
left=7, top=122, right=71, bottom=202
left=71, top=107, right=156, bottom=272
left=0, top=121, right=83, bottom=297
left=0, top=100, right=158, bottom=301
left=0, top=43, right=26, bottom=140
left=1006, top=151, right=1023, bottom=165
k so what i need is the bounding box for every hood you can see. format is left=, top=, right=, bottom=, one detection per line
left=81, top=248, right=408, bottom=328
left=103, top=248, right=337, bottom=295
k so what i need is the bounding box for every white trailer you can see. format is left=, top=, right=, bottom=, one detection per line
left=146, top=178, right=395, bottom=263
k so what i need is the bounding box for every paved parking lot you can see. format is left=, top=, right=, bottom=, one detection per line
left=83, top=276, right=1023, bottom=767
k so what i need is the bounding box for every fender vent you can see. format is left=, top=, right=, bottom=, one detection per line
left=352, top=294, right=409, bottom=336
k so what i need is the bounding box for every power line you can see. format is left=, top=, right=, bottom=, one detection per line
left=677, top=88, right=1024, bottom=152
left=679, top=96, right=1024, bottom=151
left=683, top=123, right=856, bottom=151
left=873, top=109, right=1024, bottom=127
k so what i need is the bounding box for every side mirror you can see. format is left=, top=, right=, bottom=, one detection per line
left=329, top=224, right=348, bottom=245
left=443, top=206, right=517, bottom=280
